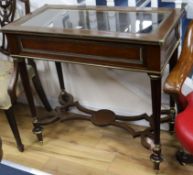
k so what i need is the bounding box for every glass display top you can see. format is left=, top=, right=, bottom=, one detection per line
left=21, top=9, right=169, bottom=34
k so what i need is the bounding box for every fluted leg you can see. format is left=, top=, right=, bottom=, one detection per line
left=169, top=48, right=178, bottom=132
left=55, top=62, right=65, bottom=90
left=28, top=59, right=52, bottom=112
left=149, top=74, right=162, bottom=170
left=18, top=59, right=43, bottom=143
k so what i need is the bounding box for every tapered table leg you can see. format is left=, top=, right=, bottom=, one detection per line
left=18, top=59, right=43, bottom=142
left=149, top=74, right=162, bottom=170
left=55, top=62, right=65, bottom=90
left=169, top=48, right=178, bottom=132
left=28, top=59, right=52, bottom=112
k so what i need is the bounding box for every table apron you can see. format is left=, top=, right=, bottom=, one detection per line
left=7, top=33, right=178, bottom=74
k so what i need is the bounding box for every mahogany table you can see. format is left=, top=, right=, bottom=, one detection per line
left=1, top=5, right=183, bottom=170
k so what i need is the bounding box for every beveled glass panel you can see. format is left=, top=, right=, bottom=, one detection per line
left=22, top=9, right=169, bottom=34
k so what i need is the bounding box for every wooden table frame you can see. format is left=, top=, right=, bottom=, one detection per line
left=2, top=5, right=183, bottom=170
